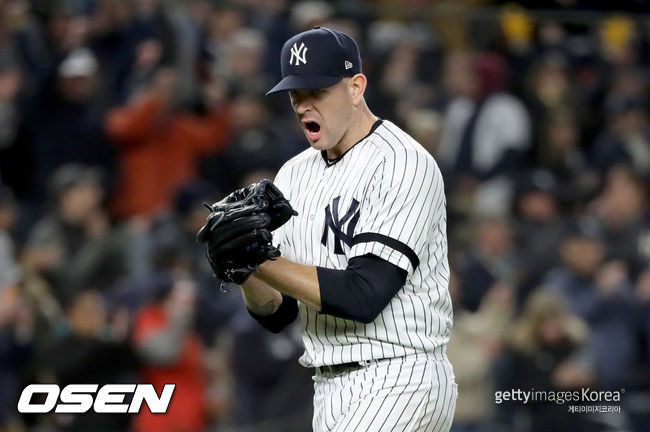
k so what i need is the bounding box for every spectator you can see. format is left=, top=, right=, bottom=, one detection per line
left=591, top=94, right=650, bottom=182
left=131, top=275, right=207, bottom=432
left=22, top=164, right=128, bottom=301
left=371, top=38, right=427, bottom=122
left=205, top=3, right=246, bottom=80
left=513, top=170, right=568, bottom=303
left=42, top=288, right=136, bottom=432
left=494, top=290, right=595, bottom=432
left=495, top=4, right=536, bottom=93
left=87, top=0, right=141, bottom=104
left=13, top=47, right=117, bottom=200
left=454, top=215, right=519, bottom=312
left=534, top=110, right=596, bottom=200
left=161, top=0, right=209, bottom=108
left=201, top=90, right=296, bottom=193
left=228, top=304, right=312, bottom=427
left=137, top=180, right=238, bottom=343
left=447, top=276, right=514, bottom=432
left=525, top=54, right=584, bottom=159
left=588, top=165, right=650, bottom=276
left=598, top=15, right=639, bottom=68
left=141, top=180, right=218, bottom=283
left=438, top=51, right=531, bottom=215
left=405, top=109, right=444, bottom=156
left=545, top=226, right=637, bottom=389
left=129, top=0, right=177, bottom=69
left=106, top=67, right=231, bottom=220
left=216, top=28, right=271, bottom=95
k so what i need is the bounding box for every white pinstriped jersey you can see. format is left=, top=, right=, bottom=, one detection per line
left=273, top=119, right=453, bottom=368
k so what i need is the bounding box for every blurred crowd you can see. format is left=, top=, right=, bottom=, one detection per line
left=0, top=0, right=649, bottom=431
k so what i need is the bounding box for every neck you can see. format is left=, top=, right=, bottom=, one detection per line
left=327, top=103, right=377, bottom=159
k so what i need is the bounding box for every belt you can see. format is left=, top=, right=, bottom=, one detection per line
left=316, top=361, right=367, bottom=376
left=315, top=350, right=448, bottom=377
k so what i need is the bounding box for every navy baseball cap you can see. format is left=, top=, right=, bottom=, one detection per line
left=266, top=27, right=362, bottom=95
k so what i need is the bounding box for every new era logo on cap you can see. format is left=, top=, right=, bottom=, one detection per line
left=266, top=27, right=363, bottom=95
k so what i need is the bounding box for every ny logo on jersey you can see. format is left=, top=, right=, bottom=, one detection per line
left=289, top=42, right=308, bottom=66
left=321, top=196, right=360, bottom=254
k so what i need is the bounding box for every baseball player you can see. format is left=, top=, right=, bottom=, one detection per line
left=201, top=27, right=456, bottom=431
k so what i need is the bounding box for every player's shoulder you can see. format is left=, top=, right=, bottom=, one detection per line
left=366, top=120, right=444, bottom=188
left=369, top=120, right=437, bottom=165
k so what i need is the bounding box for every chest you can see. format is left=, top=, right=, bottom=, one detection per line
left=283, top=160, right=374, bottom=267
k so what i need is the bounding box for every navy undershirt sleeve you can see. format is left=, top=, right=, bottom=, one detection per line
left=317, top=254, right=408, bottom=324
left=248, top=295, right=298, bottom=333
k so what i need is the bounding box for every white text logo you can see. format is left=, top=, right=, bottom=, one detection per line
left=290, top=42, right=308, bottom=66
left=17, top=384, right=175, bottom=414
left=494, top=388, right=622, bottom=405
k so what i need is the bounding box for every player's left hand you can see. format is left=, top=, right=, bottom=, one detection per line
left=217, top=179, right=298, bottom=231
left=196, top=180, right=297, bottom=284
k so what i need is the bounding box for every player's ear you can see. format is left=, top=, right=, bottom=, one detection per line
left=348, top=74, right=367, bottom=106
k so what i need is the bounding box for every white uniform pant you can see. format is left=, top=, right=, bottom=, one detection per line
left=312, top=354, right=457, bottom=432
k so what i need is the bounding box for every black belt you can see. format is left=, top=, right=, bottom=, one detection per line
left=316, top=361, right=367, bottom=376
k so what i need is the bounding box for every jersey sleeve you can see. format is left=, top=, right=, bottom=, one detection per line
left=349, top=148, right=445, bottom=275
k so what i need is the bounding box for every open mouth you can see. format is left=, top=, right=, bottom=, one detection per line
left=304, top=121, right=321, bottom=141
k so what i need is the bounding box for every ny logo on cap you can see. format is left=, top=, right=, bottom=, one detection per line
left=289, top=42, right=308, bottom=66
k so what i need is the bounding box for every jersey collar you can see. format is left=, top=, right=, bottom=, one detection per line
left=321, top=119, right=383, bottom=167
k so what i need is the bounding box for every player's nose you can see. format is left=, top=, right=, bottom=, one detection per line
left=291, top=93, right=312, bottom=114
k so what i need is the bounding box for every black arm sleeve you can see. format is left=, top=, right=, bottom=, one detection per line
left=317, top=254, right=408, bottom=324
left=248, top=295, right=298, bottom=333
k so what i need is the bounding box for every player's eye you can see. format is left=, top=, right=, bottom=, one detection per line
left=289, top=92, right=301, bottom=106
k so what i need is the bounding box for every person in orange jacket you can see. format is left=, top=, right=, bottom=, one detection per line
left=106, top=68, right=230, bottom=220
left=132, top=275, right=206, bottom=432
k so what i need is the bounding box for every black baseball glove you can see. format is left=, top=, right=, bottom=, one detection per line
left=218, top=179, right=297, bottom=231
left=196, top=180, right=297, bottom=284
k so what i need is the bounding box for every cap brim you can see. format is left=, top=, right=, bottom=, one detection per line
left=266, top=74, right=344, bottom=95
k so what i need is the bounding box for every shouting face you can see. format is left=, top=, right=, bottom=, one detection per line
left=289, top=79, right=356, bottom=157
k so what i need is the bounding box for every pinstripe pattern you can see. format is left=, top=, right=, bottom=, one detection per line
left=273, top=120, right=454, bottom=368
left=312, top=354, right=456, bottom=432
left=272, top=119, right=456, bottom=430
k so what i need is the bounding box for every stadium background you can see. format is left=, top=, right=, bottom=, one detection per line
left=0, top=0, right=649, bottom=431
